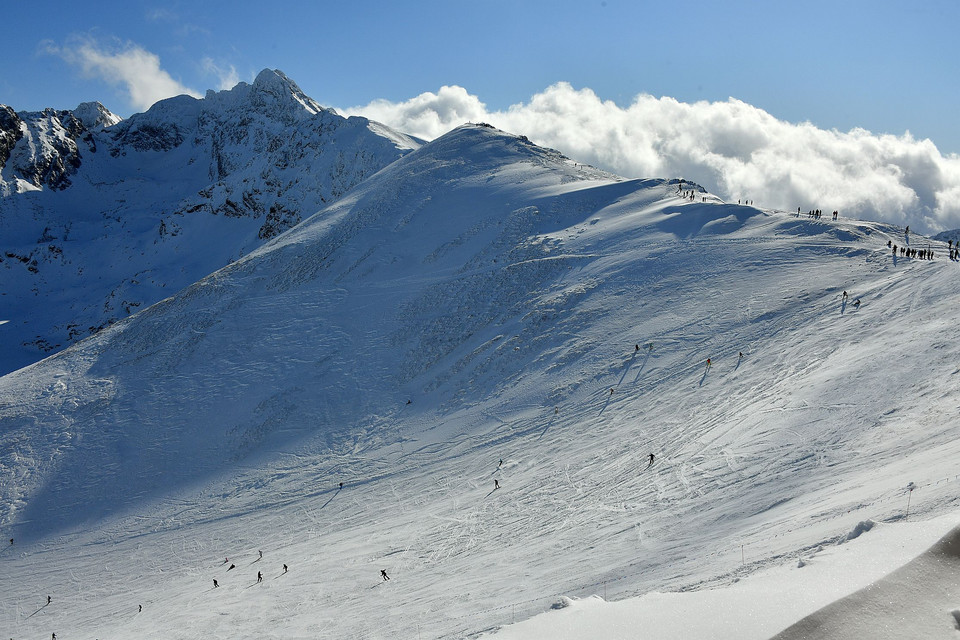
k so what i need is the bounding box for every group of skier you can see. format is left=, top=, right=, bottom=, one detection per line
left=888, top=240, right=935, bottom=260
left=212, top=549, right=277, bottom=590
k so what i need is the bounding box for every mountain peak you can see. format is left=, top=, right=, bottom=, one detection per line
left=248, top=68, right=329, bottom=118
left=72, top=101, right=122, bottom=129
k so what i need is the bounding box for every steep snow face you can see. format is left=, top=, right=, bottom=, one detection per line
left=3, top=124, right=960, bottom=640
left=0, top=69, right=421, bottom=375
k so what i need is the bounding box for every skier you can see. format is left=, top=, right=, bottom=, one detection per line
left=257, top=571, right=263, bottom=583
left=494, top=479, right=500, bottom=490
left=213, top=579, right=219, bottom=588
left=610, top=388, right=615, bottom=396
left=498, top=458, right=503, bottom=467
left=648, top=453, right=655, bottom=466
left=635, top=344, right=640, bottom=352
left=705, top=358, right=712, bottom=369
left=259, top=550, right=263, bottom=559
left=139, top=604, right=142, bottom=613
left=8, top=538, right=12, bottom=546
left=227, top=564, right=236, bottom=571
left=339, top=482, right=343, bottom=489
left=47, top=596, right=51, bottom=605
left=842, top=291, right=848, bottom=300
left=283, top=564, right=288, bottom=574
left=853, top=299, right=861, bottom=309
left=381, top=569, right=390, bottom=581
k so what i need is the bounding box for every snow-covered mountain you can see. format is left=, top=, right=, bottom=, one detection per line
left=0, top=69, right=421, bottom=375
left=2, top=123, right=960, bottom=639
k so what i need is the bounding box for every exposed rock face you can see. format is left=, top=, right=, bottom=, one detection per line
left=0, top=69, right=422, bottom=374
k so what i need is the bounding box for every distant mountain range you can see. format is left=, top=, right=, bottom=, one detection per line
left=0, top=69, right=421, bottom=375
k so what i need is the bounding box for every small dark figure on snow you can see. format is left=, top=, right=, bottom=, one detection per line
left=842, top=291, right=848, bottom=300
left=259, top=550, right=263, bottom=559
left=213, top=579, right=219, bottom=588
left=498, top=458, right=503, bottom=467
left=635, top=344, right=640, bottom=352
left=283, top=564, right=288, bottom=574
left=381, top=569, right=390, bottom=581
left=9, top=538, right=12, bottom=545
left=738, top=352, right=744, bottom=359
left=706, top=358, right=712, bottom=368
left=52, top=634, right=56, bottom=640
left=227, top=564, right=236, bottom=571
left=648, top=453, right=655, bottom=465
left=339, top=481, right=344, bottom=489
left=609, top=388, right=615, bottom=396
left=494, top=479, right=500, bottom=490
left=47, top=596, right=51, bottom=605
left=853, top=299, right=861, bottom=309
left=406, top=399, right=411, bottom=405
left=139, top=604, right=142, bottom=613
left=257, top=571, right=263, bottom=583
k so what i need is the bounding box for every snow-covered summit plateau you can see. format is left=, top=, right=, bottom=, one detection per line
left=3, top=118, right=960, bottom=639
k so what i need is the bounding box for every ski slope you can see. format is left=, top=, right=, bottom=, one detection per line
left=2, top=124, right=960, bottom=639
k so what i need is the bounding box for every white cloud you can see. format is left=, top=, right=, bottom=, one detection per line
left=43, top=37, right=202, bottom=111
left=201, top=58, right=240, bottom=91
left=345, top=83, right=960, bottom=234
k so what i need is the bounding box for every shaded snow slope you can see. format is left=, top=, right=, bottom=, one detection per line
left=2, top=124, right=960, bottom=640
left=0, top=69, right=421, bottom=375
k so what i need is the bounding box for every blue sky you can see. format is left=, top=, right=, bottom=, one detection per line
left=5, top=0, right=959, bottom=152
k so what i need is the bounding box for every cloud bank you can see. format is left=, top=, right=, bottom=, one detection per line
left=43, top=37, right=202, bottom=111
left=346, top=83, right=960, bottom=234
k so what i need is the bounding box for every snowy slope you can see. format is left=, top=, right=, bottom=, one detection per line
left=2, top=124, right=960, bottom=639
left=0, top=69, right=421, bottom=375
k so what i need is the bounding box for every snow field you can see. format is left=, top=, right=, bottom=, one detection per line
left=3, top=125, right=960, bottom=638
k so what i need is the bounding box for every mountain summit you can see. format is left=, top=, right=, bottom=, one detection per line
left=0, top=69, right=421, bottom=374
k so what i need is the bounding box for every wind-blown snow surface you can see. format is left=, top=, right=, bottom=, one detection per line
left=2, top=124, right=960, bottom=639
